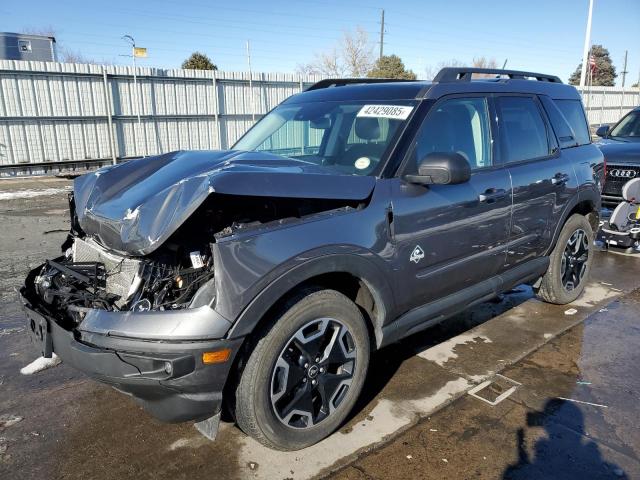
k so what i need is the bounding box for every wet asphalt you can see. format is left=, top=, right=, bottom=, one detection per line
left=0, top=178, right=638, bottom=480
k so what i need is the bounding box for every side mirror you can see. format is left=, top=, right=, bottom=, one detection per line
left=596, top=125, right=610, bottom=138
left=405, top=152, right=471, bottom=185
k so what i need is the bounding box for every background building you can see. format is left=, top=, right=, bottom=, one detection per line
left=0, top=32, right=57, bottom=61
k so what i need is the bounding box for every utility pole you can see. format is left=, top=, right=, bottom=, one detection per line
left=621, top=50, right=628, bottom=87
left=246, top=40, right=255, bottom=122
left=619, top=51, right=629, bottom=117
left=580, top=0, right=594, bottom=87
left=379, top=9, right=385, bottom=60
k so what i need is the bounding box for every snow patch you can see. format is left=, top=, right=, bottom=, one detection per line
left=0, top=187, right=71, bottom=201
left=20, top=354, right=61, bottom=375
left=168, top=436, right=209, bottom=451
left=417, top=333, right=493, bottom=366
left=0, top=414, right=23, bottom=429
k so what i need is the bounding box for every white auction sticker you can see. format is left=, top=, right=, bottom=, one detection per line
left=354, top=157, right=371, bottom=170
left=357, top=104, right=413, bottom=120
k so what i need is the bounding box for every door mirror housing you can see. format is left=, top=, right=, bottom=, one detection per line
left=596, top=125, right=610, bottom=138
left=405, top=152, right=471, bottom=185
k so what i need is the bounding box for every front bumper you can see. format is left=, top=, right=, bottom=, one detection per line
left=19, top=267, right=243, bottom=424
left=602, top=194, right=623, bottom=208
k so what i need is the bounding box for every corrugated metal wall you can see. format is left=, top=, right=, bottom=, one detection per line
left=1, top=59, right=639, bottom=175
left=576, top=86, right=640, bottom=127
left=0, top=60, right=321, bottom=174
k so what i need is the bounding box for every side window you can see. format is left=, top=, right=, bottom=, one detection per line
left=406, top=97, right=492, bottom=173
left=539, top=96, right=578, bottom=149
left=497, top=96, right=551, bottom=163
left=554, top=100, right=591, bottom=146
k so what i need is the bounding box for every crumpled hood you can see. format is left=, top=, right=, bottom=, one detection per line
left=73, top=150, right=375, bottom=255
left=596, top=139, right=640, bottom=163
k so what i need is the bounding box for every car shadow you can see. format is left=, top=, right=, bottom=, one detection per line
left=503, top=398, right=628, bottom=480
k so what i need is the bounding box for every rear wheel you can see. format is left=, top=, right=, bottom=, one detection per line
left=536, top=214, right=594, bottom=304
left=235, top=289, right=370, bottom=451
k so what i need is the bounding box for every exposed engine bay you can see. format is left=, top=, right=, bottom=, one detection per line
left=32, top=192, right=361, bottom=326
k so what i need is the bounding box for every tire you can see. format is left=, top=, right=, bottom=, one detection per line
left=536, top=214, right=594, bottom=305
left=235, top=289, right=370, bottom=451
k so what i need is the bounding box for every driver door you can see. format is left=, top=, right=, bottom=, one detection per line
left=390, top=95, right=512, bottom=314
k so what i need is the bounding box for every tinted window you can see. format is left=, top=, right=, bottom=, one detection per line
left=234, top=100, right=415, bottom=176
left=555, top=99, right=591, bottom=146
left=497, top=96, right=550, bottom=162
left=539, top=96, right=578, bottom=149
left=406, top=97, right=492, bottom=173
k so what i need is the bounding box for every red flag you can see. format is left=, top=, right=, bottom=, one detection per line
left=589, top=55, right=597, bottom=72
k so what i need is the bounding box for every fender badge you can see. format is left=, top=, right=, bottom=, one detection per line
left=410, top=245, right=425, bottom=264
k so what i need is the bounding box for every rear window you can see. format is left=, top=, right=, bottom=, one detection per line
left=555, top=99, right=591, bottom=146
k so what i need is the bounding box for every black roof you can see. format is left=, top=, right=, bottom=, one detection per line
left=285, top=68, right=581, bottom=104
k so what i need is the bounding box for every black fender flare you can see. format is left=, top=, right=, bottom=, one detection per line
left=225, top=251, right=395, bottom=348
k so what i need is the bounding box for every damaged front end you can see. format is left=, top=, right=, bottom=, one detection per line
left=19, top=149, right=375, bottom=435
left=20, top=193, right=241, bottom=431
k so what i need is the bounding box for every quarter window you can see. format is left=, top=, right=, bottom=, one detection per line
left=407, top=97, right=492, bottom=173
left=555, top=99, right=591, bottom=146
left=497, top=96, right=551, bottom=163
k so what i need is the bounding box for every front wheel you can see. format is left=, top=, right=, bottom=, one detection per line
left=235, top=289, right=370, bottom=451
left=536, top=214, right=594, bottom=304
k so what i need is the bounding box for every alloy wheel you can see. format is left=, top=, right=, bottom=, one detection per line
left=270, top=318, right=356, bottom=429
left=561, top=228, right=589, bottom=291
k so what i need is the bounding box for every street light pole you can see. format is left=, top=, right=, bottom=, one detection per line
left=122, top=35, right=142, bottom=139
left=579, top=0, right=594, bottom=87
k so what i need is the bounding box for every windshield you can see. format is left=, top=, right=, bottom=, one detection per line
left=233, top=100, right=416, bottom=176
left=610, top=111, right=640, bottom=139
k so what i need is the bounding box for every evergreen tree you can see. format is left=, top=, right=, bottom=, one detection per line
left=367, top=55, right=417, bottom=80
left=568, top=45, right=616, bottom=86
left=182, top=52, right=217, bottom=71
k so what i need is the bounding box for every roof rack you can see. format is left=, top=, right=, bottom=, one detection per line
left=305, top=78, right=415, bottom=91
left=433, top=68, right=562, bottom=84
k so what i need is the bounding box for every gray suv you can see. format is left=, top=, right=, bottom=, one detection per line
left=20, top=68, right=604, bottom=450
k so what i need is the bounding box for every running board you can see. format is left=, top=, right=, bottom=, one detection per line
left=380, top=257, right=549, bottom=347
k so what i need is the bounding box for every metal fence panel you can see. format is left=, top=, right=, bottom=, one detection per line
left=576, top=86, right=640, bottom=126
left=2, top=58, right=639, bottom=175
left=0, top=60, right=321, bottom=174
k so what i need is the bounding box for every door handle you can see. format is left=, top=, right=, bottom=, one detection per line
left=551, top=173, right=570, bottom=185
left=478, top=188, right=507, bottom=203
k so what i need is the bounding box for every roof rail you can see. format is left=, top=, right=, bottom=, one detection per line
left=305, top=78, right=414, bottom=91
left=433, top=68, right=562, bottom=84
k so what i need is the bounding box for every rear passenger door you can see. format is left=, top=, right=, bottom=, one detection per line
left=496, top=95, right=576, bottom=268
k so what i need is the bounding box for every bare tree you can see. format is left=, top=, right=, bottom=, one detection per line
left=58, top=48, right=99, bottom=64
left=424, top=59, right=464, bottom=80
left=424, top=57, right=499, bottom=79
left=296, top=27, right=374, bottom=77
left=471, top=57, right=499, bottom=77
left=342, top=27, right=374, bottom=77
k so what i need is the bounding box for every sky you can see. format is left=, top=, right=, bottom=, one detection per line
left=2, top=0, right=639, bottom=85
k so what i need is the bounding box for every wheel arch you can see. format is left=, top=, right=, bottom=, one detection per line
left=546, top=193, right=599, bottom=256
left=225, top=253, right=394, bottom=350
